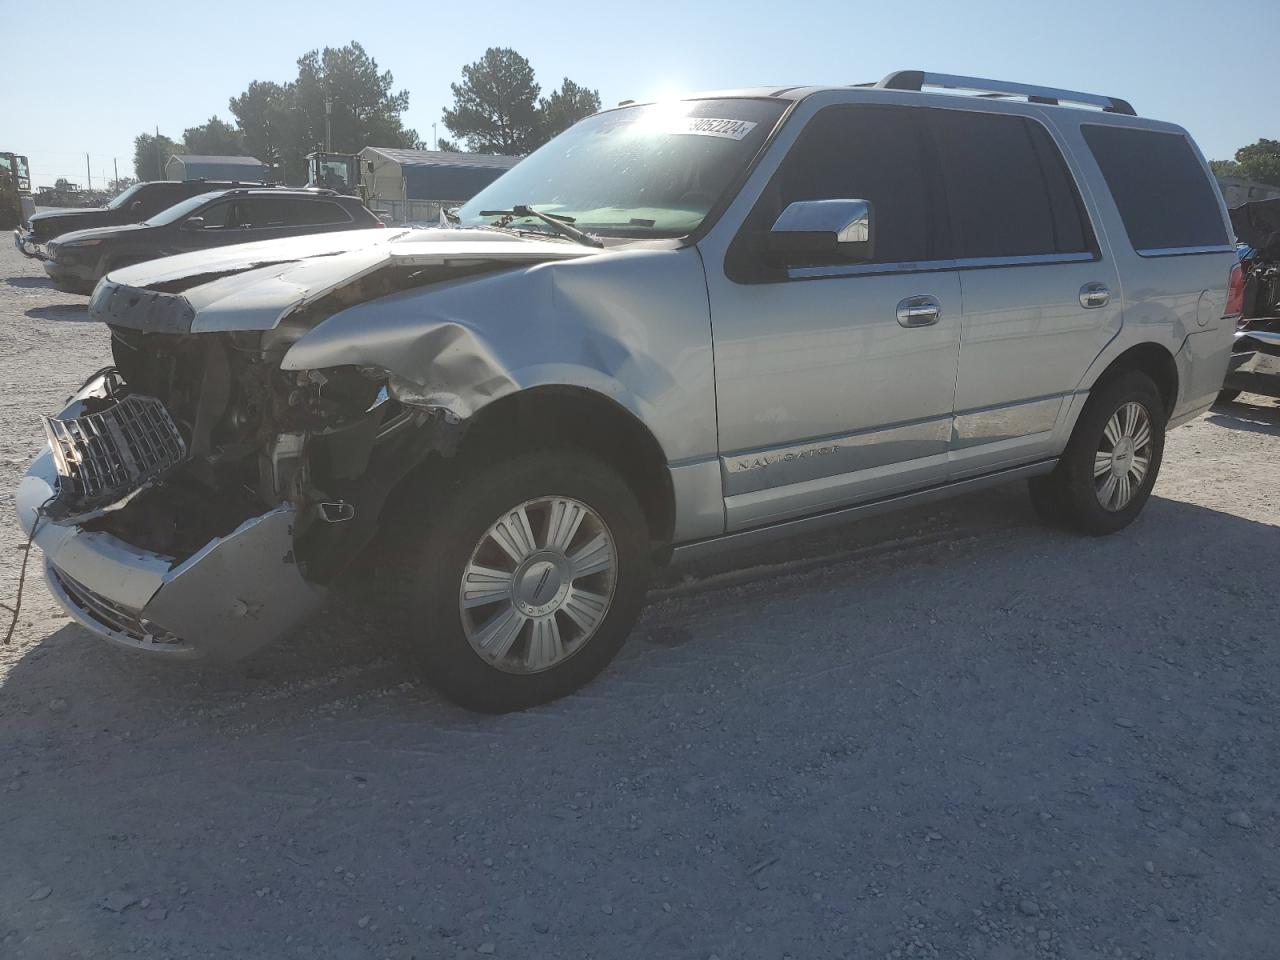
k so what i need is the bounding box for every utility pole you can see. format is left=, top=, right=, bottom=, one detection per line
left=113, top=158, right=118, bottom=186
left=432, top=123, right=438, bottom=151
left=85, top=153, right=91, bottom=191
left=324, top=99, right=333, bottom=153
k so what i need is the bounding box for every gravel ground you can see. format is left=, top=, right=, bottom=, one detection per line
left=2, top=239, right=1279, bottom=960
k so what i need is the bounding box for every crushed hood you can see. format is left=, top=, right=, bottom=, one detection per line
left=90, top=228, right=601, bottom=334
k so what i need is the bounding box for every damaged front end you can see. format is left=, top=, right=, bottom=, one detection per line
left=18, top=230, right=597, bottom=659
left=20, top=343, right=445, bottom=659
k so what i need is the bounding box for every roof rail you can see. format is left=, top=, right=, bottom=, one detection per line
left=875, top=70, right=1136, bottom=116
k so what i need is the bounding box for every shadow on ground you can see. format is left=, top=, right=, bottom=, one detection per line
left=25, top=304, right=92, bottom=322
left=1207, top=396, right=1280, bottom=437
left=4, top=276, right=53, bottom=289
left=2, top=484, right=1279, bottom=959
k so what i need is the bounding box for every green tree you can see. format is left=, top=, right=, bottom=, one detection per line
left=1209, top=159, right=1241, bottom=178
left=442, top=47, right=543, bottom=154
left=229, top=80, right=293, bottom=180
left=435, top=138, right=461, bottom=152
left=538, top=78, right=601, bottom=140
left=228, top=43, right=417, bottom=183
left=182, top=115, right=245, bottom=156
left=1234, top=139, right=1280, bottom=187
left=133, top=131, right=180, bottom=180
left=291, top=41, right=417, bottom=178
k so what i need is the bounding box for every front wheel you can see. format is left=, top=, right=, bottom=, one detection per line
left=1028, top=370, right=1166, bottom=535
left=408, top=451, right=651, bottom=712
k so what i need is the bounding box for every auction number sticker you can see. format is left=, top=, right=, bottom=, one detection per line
left=668, top=117, right=759, bottom=140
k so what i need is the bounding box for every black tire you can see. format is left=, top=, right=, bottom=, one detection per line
left=1216, top=389, right=1242, bottom=405
left=1028, top=370, right=1166, bottom=536
left=406, top=450, right=651, bottom=713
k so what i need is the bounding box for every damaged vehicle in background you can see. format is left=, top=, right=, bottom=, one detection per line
left=1219, top=197, right=1280, bottom=403
left=17, top=73, right=1236, bottom=713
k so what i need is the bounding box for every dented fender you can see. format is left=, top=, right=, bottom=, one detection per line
left=280, top=246, right=719, bottom=463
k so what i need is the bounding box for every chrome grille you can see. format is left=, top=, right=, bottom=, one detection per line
left=43, top=393, right=186, bottom=502
left=50, top=567, right=149, bottom=641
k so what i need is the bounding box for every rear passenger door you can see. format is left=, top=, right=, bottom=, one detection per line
left=932, top=108, right=1122, bottom=476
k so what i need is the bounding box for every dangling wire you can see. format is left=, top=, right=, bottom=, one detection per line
left=2, top=500, right=51, bottom=647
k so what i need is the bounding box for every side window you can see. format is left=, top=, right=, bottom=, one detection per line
left=770, top=105, right=939, bottom=265
left=241, top=198, right=352, bottom=228
left=284, top=199, right=353, bottom=226
left=928, top=110, right=1092, bottom=260
left=141, top=187, right=183, bottom=215
left=240, top=198, right=288, bottom=228
left=190, top=201, right=235, bottom=229
left=1081, top=124, right=1228, bottom=253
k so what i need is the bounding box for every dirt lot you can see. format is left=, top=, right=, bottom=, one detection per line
left=1, top=239, right=1279, bottom=960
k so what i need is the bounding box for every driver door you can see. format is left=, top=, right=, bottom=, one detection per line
left=704, top=104, right=962, bottom=531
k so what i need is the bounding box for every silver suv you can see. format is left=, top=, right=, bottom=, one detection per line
left=17, top=71, right=1236, bottom=712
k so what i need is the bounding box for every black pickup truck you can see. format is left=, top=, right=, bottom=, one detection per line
left=14, top=179, right=265, bottom=258
left=1221, top=198, right=1280, bottom=403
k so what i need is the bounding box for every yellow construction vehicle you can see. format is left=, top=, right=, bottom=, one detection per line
left=1, top=152, right=35, bottom=229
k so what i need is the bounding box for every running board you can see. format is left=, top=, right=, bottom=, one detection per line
left=668, top=460, right=1057, bottom=565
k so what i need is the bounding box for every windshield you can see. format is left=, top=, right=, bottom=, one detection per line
left=457, top=98, right=786, bottom=238
left=106, top=183, right=148, bottom=210
left=143, top=192, right=222, bottom=226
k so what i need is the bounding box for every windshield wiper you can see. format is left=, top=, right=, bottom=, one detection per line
left=479, top=205, right=603, bottom=248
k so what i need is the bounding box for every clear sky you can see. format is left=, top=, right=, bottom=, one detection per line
left=4, top=0, right=1275, bottom=188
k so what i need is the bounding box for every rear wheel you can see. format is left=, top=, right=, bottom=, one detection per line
left=407, top=450, right=651, bottom=712
left=1028, top=371, right=1165, bottom=535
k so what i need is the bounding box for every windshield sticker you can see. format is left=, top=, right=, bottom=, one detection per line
left=668, top=117, right=759, bottom=141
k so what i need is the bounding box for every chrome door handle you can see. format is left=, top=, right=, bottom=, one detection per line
left=1079, top=282, right=1111, bottom=309
left=896, top=295, right=941, bottom=328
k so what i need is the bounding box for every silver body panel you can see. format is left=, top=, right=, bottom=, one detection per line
left=18, top=450, right=323, bottom=661
left=17, top=81, right=1237, bottom=658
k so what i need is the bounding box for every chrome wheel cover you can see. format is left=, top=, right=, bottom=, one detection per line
left=1094, top=401, right=1153, bottom=512
left=459, top=497, right=617, bottom=675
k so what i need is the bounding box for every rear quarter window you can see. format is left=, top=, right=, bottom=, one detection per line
left=1081, top=124, right=1228, bottom=254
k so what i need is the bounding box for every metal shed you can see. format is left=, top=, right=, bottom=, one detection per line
left=360, top=146, right=520, bottom=223
left=165, top=154, right=267, bottom=182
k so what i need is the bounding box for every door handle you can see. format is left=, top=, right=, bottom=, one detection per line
left=896, top=295, right=941, bottom=328
left=1079, top=282, right=1111, bottom=309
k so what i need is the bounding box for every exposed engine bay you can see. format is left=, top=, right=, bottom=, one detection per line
left=54, top=325, right=449, bottom=584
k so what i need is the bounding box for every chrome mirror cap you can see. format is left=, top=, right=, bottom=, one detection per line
left=768, top=199, right=874, bottom=265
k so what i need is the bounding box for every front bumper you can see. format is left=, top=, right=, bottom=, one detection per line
left=13, top=227, right=48, bottom=260
left=41, top=257, right=97, bottom=295
left=17, top=449, right=326, bottom=660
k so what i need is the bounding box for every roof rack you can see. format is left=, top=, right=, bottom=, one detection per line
left=875, top=70, right=1136, bottom=116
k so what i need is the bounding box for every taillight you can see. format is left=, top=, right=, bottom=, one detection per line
left=1224, top=262, right=1245, bottom=320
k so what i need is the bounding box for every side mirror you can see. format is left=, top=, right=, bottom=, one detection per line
left=183, top=216, right=206, bottom=230
left=767, top=199, right=874, bottom=266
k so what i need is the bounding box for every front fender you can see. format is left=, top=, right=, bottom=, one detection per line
left=280, top=248, right=717, bottom=463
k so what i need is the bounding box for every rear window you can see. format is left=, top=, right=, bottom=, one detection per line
left=1081, top=125, right=1228, bottom=253
left=929, top=110, right=1092, bottom=260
